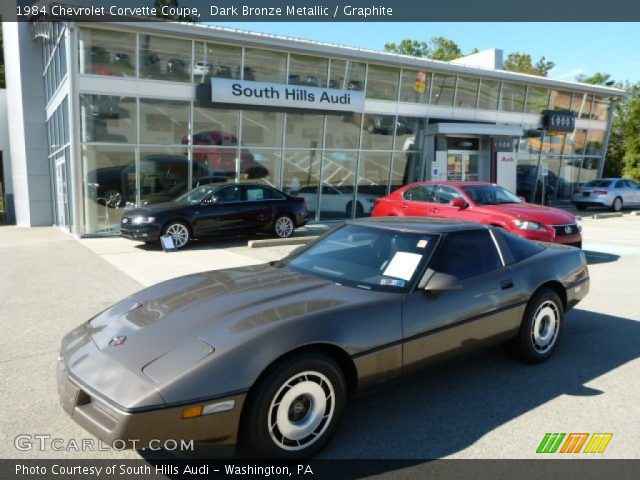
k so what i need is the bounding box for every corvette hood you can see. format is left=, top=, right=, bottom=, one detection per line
left=481, top=203, right=577, bottom=225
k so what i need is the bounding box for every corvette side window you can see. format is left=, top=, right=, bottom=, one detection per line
left=430, top=230, right=502, bottom=280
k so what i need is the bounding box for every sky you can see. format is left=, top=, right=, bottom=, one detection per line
left=211, top=22, right=640, bottom=84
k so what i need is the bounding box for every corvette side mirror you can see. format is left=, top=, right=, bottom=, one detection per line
left=425, top=272, right=462, bottom=292
left=450, top=198, right=467, bottom=209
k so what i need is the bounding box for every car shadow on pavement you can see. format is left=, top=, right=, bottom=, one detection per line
left=137, top=309, right=640, bottom=468
left=583, top=250, right=620, bottom=265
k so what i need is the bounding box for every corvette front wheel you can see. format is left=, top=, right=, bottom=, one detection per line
left=241, top=353, right=346, bottom=459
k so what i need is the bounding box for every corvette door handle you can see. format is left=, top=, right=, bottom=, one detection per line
left=500, top=279, right=514, bottom=290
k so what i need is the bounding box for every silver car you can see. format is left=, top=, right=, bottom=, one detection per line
left=572, top=178, right=640, bottom=212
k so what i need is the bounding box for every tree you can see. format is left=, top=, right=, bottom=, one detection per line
left=576, top=72, right=616, bottom=86
left=384, top=37, right=465, bottom=61
left=503, top=52, right=555, bottom=77
left=619, top=83, right=640, bottom=180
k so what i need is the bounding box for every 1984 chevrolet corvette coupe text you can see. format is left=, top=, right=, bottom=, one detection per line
left=57, top=218, right=589, bottom=458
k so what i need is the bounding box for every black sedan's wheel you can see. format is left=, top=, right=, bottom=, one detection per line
left=241, top=353, right=346, bottom=459
left=272, top=215, right=295, bottom=238
left=346, top=201, right=364, bottom=217
left=162, top=221, right=191, bottom=249
left=611, top=196, right=623, bottom=212
left=511, top=288, right=563, bottom=363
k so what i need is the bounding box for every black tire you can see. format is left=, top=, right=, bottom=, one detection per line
left=575, top=203, right=587, bottom=211
left=510, top=288, right=564, bottom=363
left=241, top=352, right=347, bottom=459
left=346, top=201, right=364, bottom=217
left=611, top=196, right=623, bottom=212
left=272, top=214, right=295, bottom=238
left=162, top=220, right=191, bottom=249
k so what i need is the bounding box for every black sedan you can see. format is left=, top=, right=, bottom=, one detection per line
left=120, top=183, right=308, bottom=248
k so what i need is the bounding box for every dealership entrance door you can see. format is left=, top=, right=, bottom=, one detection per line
left=54, top=155, right=69, bottom=229
left=446, top=151, right=479, bottom=181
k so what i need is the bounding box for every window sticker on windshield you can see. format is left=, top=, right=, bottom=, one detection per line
left=383, top=252, right=423, bottom=281
left=416, top=238, right=429, bottom=249
left=380, top=278, right=406, bottom=287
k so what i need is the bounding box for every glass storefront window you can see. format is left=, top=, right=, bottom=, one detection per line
left=549, top=90, right=572, bottom=110
left=357, top=152, right=392, bottom=216
left=430, top=73, right=456, bottom=106
left=558, top=156, right=582, bottom=199
left=288, top=54, right=328, bottom=87
left=543, top=132, right=565, bottom=155
left=361, top=114, right=395, bottom=150
left=242, top=149, right=281, bottom=187
left=243, top=48, right=287, bottom=83
left=517, top=129, right=544, bottom=155
left=193, top=42, right=241, bottom=83
left=284, top=113, right=325, bottom=149
left=325, top=114, right=361, bottom=149
left=80, top=95, right=137, bottom=143
left=139, top=34, right=191, bottom=82
left=578, top=157, right=601, bottom=185
left=399, top=69, right=430, bottom=104
left=394, top=116, right=421, bottom=151
left=391, top=150, right=420, bottom=189
left=192, top=108, right=240, bottom=143
left=140, top=99, right=189, bottom=145
left=329, top=59, right=366, bottom=91
left=585, top=130, right=605, bottom=156
left=366, top=64, right=400, bottom=101
left=192, top=146, right=238, bottom=182
left=241, top=111, right=284, bottom=147
left=591, top=96, right=610, bottom=121
left=499, top=82, right=526, bottom=112
left=563, top=129, right=587, bottom=155
left=477, top=79, right=500, bottom=110
left=283, top=150, right=322, bottom=211
left=540, top=156, right=561, bottom=204
left=138, top=147, right=191, bottom=206
left=572, top=93, right=593, bottom=119
left=79, top=27, right=136, bottom=77
left=454, top=76, right=479, bottom=109
left=524, top=86, right=550, bottom=114
left=319, top=150, right=357, bottom=220
left=82, top=145, right=136, bottom=234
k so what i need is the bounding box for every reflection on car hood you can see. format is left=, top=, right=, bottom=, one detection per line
left=85, top=264, right=352, bottom=370
left=480, top=203, right=577, bottom=225
left=124, top=201, right=183, bottom=217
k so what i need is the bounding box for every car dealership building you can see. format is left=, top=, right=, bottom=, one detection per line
left=2, top=19, right=626, bottom=236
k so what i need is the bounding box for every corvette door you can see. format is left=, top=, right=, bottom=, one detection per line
left=401, top=229, right=523, bottom=374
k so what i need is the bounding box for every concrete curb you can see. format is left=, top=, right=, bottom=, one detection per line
left=248, top=236, right=318, bottom=248
left=631, top=211, right=640, bottom=216
left=591, top=212, right=623, bottom=219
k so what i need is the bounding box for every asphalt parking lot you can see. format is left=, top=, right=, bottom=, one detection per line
left=1, top=214, right=639, bottom=461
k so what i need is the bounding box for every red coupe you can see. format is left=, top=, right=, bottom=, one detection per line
left=372, top=181, right=582, bottom=248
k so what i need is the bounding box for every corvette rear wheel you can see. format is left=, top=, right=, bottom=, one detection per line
left=510, top=288, right=563, bottom=363
left=241, top=353, right=346, bottom=459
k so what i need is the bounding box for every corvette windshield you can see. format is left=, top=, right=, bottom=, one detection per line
left=174, top=186, right=217, bottom=204
left=285, top=225, right=435, bottom=292
left=462, top=185, right=522, bottom=205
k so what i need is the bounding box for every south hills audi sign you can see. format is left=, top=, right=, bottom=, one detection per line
left=209, top=78, right=365, bottom=112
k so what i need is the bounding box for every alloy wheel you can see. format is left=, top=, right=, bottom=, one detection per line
left=165, top=223, right=190, bottom=248
left=275, top=216, right=294, bottom=238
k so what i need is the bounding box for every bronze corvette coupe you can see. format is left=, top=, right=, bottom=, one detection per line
left=57, top=218, right=589, bottom=458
